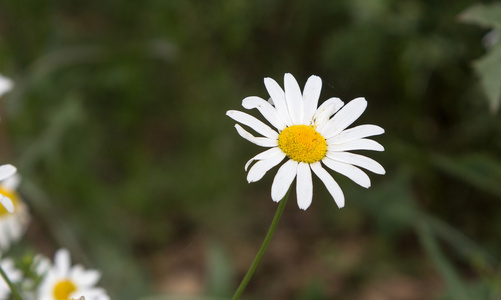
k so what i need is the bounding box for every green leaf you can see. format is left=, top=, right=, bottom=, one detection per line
left=422, top=214, right=497, bottom=267
left=431, top=154, right=501, bottom=198
left=353, top=171, right=419, bottom=236
left=206, top=243, right=234, bottom=297
left=417, top=221, right=470, bottom=300
left=459, top=3, right=501, bottom=112
left=474, top=43, right=501, bottom=113
left=459, top=3, right=501, bottom=31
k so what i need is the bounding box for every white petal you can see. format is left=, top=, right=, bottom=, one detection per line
left=0, top=195, right=14, bottom=213
left=284, top=73, right=303, bottom=125
left=1, top=173, right=21, bottom=190
left=0, top=74, right=13, bottom=97
left=313, top=97, right=344, bottom=131
left=296, top=163, right=313, bottom=210
left=271, top=159, right=298, bottom=202
left=0, top=164, right=16, bottom=182
left=234, top=124, right=278, bottom=147
left=320, top=97, right=367, bottom=138
left=245, top=147, right=283, bottom=171
left=247, top=151, right=286, bottom=183
left=302, top=75, right=322, bottom=124
left=69, top=264, right=84, bottom=281
left=264, top=77, right=293, bottom=126
left=327, top=152, right=385, bottom=174
left=242, top=96, right=286, bottom=130
left=226, top=110, right=278, bottom=139
left=322, top=157, right=371, bottom=188
left=327, top=124, right=384, bottom=144
left=328, top=138, right=384, bottom=152
left=310, top=162, right=345, bottom=208
left=54, top=248, right=71, bottom=277
left=71, top=264, right=101, bottom=287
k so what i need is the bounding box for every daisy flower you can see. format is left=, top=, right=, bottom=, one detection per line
left=0, top=172, right=30, bottom=252
left=0, top=75, right=15, bottom=214
left=0, top=165, right=17, bottom=214
left=227, top=73, right=385, bottom=210
left=0, top=257, right=23, bottom=300
left=37, top=249, right=109, bottom=300
left=0, top=74, right=13, bottom=97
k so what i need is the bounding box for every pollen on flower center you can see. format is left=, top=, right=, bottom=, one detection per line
left=53, top=279, right=77, bottom=300
left=0, top=187, right=18, bottom=216
left=278, top=125, right=327, bottom=163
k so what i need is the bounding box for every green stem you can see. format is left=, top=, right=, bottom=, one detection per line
left=0, top=263, right=23, bottom=300
left=231, top=189, right=291, bottom=300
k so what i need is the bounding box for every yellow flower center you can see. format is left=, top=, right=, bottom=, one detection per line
left=53, top=279, right=77, bottom=300
left=278, top=125, right=327, bottom=163
left=0, top=187, right=19, bottom=216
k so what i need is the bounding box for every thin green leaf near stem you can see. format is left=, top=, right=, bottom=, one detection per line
left=416, top=220, right=470, bottom=300
left=231, top=189, right=291, bottom=300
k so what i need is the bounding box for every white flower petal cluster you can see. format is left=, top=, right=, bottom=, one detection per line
left=37, top=249, right=109, bottom=300
left=0, top=74, right=16, bottom=214
left=227, top=73, right=385, bottom=210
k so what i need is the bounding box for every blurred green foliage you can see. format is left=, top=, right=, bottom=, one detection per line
left=460, top=2, right=501, bottom=113
left=1, top=0, right=501, bottom=299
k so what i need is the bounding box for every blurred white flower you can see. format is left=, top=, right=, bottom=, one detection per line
left=0, top=75, right=16, bottom=214
left=227, top=73, right=385, bottom=210
left=37, top=249, right=109, bottom=300
left=0, top=74, right=16, bottom=214
left=0, top=257, right=23, bottom=300
left=0, top=75, right=13, bottom=97
left=0, top=165, right=17, bottom=214
left=0, top=172, right=29, bottom=252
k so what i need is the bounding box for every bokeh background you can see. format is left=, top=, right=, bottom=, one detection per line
left=1, top=0, right=501, bottom=299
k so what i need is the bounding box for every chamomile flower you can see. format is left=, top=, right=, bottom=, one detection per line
left=37, top=249, right=109, bottom=300
left=0, top=165, right=17, bottom=214
left=0, top=75, right=15, bottom=214
left=227, top=73, right=385, bottom=210
left=0, top=257, right=23, bottom=300
left=0, top=173, right=30, bottom=252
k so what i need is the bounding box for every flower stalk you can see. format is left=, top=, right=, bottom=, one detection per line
left=231, top=189, right=291, bottom=300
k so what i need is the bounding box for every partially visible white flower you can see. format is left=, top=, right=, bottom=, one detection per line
left=0, top=76, right=15, bottom=214
left=0, top=75, right=13, bottom=98
left=0, top=257, right=23, bottom=300
left=0, top=172, right=29, bottom=253
left=227, top=73, right=385, bottom=210
left=0, top=165, right=17, bottom=214
left=37, top=249, right=109, bottom=300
